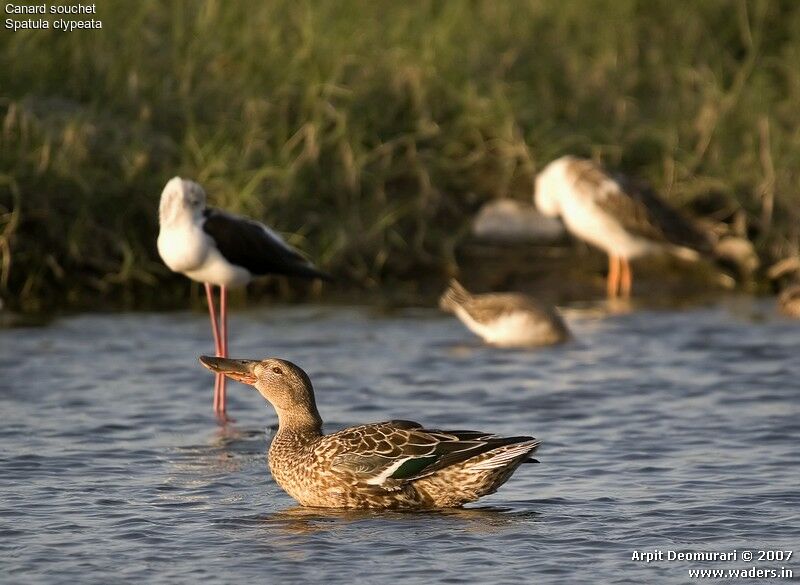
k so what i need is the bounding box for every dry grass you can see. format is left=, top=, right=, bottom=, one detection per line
left=1, top=0, right=799, bottom=312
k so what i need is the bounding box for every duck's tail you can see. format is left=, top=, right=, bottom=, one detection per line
left=438, top=279, right=472, bottom=312
left=467, top=439, right=541, bottom=472
left=413, top=438, right=540, bottom=507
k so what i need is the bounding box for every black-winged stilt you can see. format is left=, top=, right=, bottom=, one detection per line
left=157, top=177, right=330, bottom=418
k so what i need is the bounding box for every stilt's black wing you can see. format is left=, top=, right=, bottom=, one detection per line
left=202, top=208, right=331, bottom=280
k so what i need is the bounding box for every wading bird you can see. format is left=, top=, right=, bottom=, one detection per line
left=158, top=177, right=330, bottom=418
left=534, top=156, right=710, bottom=298
left=439, top=280, right=569, bottom=347
left=199, top=355, right=540, bottom=509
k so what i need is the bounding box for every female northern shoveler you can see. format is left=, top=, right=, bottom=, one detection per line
left=158, top=177, right=330, bottom=418
left=199, top=355, right=541, bottom=509
left=534, top=156, right=710, bottom=298
left=439, top=280, right=569, bottom=347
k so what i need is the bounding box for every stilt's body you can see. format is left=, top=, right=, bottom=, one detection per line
left=534, top=156, right=709, bottom=298
left=157, top=177, right=330, bottom=419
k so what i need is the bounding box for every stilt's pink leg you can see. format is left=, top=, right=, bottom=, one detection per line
left=218, top=285, right=228, bottom=415
left=205, top=283, right=224, bottom=413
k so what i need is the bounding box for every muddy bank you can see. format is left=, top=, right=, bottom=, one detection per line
left=452, top=240, right=739, bottom=305
left=0, top=234, right=777, bottom=324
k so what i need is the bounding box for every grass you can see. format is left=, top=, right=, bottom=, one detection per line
left=1, top=0, right=799, bottom=312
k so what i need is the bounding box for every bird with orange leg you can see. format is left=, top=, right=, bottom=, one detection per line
left=534, top=156, right=710, bottom=299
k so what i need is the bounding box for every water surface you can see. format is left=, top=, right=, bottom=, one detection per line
left=1, top=301, right=798, bottom=583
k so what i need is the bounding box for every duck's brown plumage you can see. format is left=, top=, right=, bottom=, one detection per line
left=200, top=356, right=540, bottom=509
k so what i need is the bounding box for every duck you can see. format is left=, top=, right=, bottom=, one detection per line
left=158, top=177, right=330, bottom=418
left=199, top=355, right=541, bottom=509
left=534, top=156, right=711, bottom=298
left=439, top=280, right=569, bottom=347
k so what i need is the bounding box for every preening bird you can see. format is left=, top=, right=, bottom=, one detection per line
left=534, top=156, right=711, bottom=298
left=199, top=355, right=541, bottom=509
left=157, top=177, right=330, bottom=418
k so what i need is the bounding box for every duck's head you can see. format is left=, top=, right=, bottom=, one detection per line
left=159, top=177, right=207, bottom=225
left=199, top=355, right=317, bottom=413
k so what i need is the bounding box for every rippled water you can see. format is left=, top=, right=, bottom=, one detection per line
left=1, top=300, right=798, bottom=584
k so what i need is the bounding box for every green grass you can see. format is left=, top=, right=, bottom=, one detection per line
left=2, top=0, right=799, bottom=312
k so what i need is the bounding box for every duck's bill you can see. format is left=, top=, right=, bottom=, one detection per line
left=199, top=356, right=258, bottom=384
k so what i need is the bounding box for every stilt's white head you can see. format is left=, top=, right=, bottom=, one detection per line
left=533, top=158, right=569, bottom=218
left=158, top=177, right=207, bottom=226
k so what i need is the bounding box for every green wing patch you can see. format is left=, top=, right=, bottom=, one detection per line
left=389, top=455, right=440, bottom=480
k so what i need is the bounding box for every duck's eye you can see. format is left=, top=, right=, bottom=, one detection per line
left=271, top=366, right=283, bottom=375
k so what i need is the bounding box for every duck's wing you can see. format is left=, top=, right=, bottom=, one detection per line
left=202, top=208, right=332, bottom=280
left=328, top=420, right=538, bottom=488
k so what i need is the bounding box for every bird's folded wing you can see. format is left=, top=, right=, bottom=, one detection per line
left=590, top=179, right=668, bottom=242
left=328, top=420, right=534, bottom=487
left=465, top=294, right=556, bottom=325
left=202, top=208, right=323, bottom=277
left=595, top=174, right=710, bottom=251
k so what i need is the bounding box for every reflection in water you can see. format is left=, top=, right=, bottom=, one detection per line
left=604, top=297, right=635, bottom=315
left=251, top=505, right=540, bottom=537
left=211, top=424, right=272, bottom=449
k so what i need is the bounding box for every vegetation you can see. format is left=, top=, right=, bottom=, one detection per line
left=1, top=0, right=799, bottom=312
